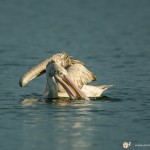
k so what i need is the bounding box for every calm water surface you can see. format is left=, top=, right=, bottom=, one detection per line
left=0, top=0, right=150, bottom=150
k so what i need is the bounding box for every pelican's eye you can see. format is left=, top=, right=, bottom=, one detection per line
left=59, top=72, right=63, bottom=75
left=58, top=71, right=64, bottom=77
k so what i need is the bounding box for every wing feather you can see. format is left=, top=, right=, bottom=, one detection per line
left=66, top=64, right=96, bottom=88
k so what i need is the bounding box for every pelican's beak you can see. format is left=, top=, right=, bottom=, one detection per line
left=54, top=75, right=90, bottom=100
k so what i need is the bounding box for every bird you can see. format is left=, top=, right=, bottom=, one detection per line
left=19, top=52, right=112, bottom=100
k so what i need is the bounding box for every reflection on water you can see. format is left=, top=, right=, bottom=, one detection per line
left=21, top=98, right=41, bottom=106
left=20, top=97, right=106, bottom=150
left=19, top=95, right=126, bottom=150
left=20, top=96, right=120, bottom=107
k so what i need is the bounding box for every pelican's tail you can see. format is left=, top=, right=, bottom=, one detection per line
left=98, top=85, right=113, bottom=90
left=81, top=85, right=113, bottom=97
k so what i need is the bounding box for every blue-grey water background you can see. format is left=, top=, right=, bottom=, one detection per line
left=0, top=0, right=150, bottom=150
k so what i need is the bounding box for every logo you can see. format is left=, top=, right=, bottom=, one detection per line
left=123, top=142, right=131, bottom=148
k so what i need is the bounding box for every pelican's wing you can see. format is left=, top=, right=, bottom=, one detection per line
left=19, top=52, right=83, bottom=87
left=66, top=64, right=96, bottom=89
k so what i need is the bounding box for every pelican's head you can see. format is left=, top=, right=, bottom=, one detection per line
left=46, top=61, right=67, bottom=78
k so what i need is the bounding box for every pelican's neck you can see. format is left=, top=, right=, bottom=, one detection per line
left=44, top=74, right=58, bottom=99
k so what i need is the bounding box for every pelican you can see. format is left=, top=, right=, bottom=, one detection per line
left=19, top=52, right=112, bottom=100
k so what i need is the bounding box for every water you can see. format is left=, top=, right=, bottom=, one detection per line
left=0, top=0, right=150, bottom=149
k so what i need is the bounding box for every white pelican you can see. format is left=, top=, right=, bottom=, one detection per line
left=19, top=52, right=112, bottom=100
